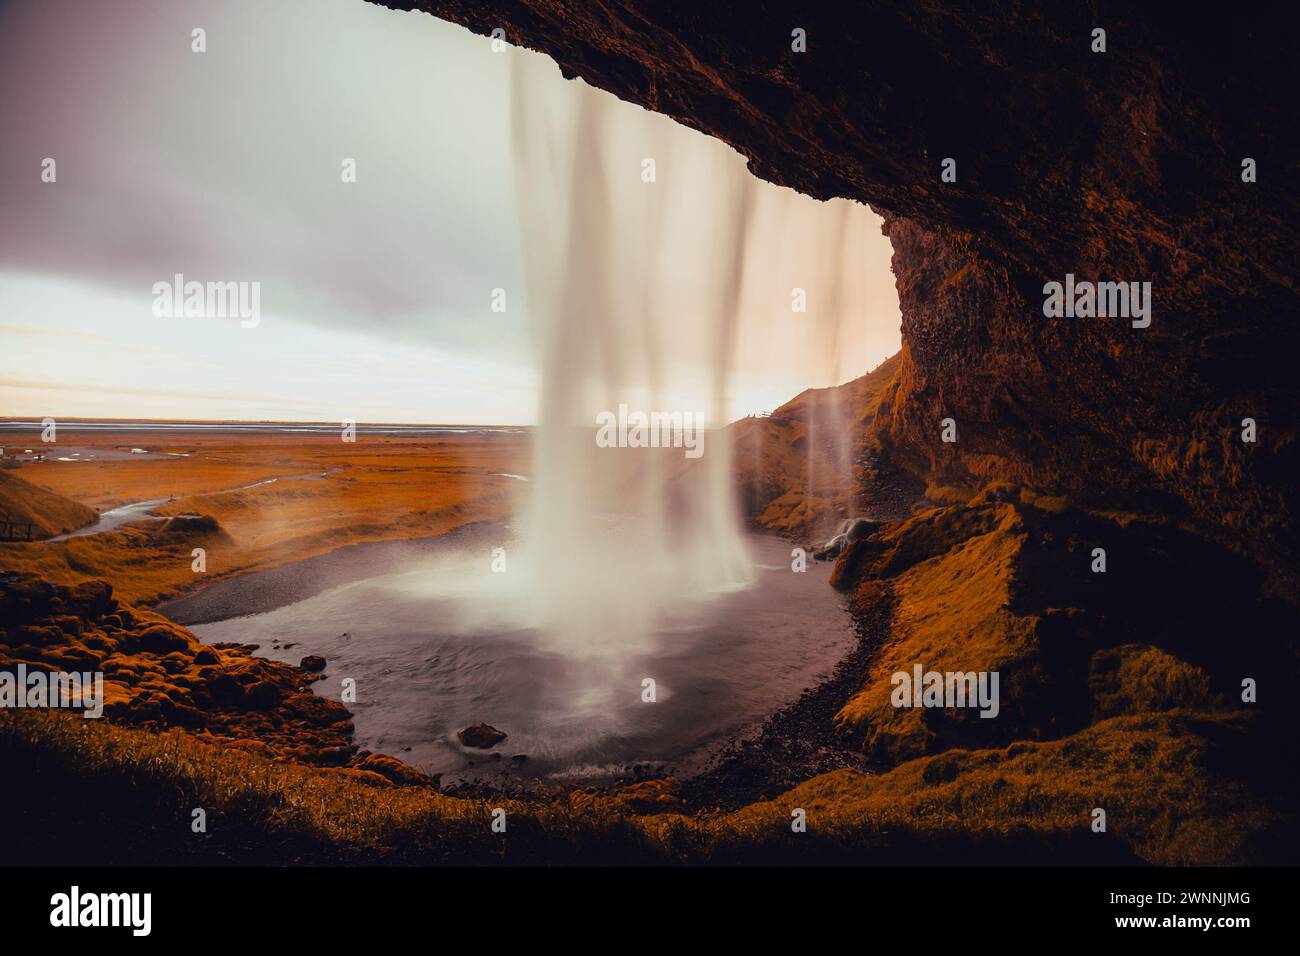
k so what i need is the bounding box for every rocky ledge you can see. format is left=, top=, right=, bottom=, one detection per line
left=0, top=572, right=430, bottom=787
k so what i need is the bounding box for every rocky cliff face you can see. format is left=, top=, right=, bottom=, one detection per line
left=376, top=1, right=1298, bottom=581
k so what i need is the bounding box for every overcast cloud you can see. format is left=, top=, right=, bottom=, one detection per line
left=0, top=0, right=900, bottom=424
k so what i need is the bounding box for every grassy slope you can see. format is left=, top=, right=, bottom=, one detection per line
left=5, top=705, right=1288, bottom=865
left=0, top=711, right=654, bottom=866
left=0, top=471, right=96, bottom=539
left=706, top=710, right=1291, bottom=866
left=726, top=353, right=902, bottom=538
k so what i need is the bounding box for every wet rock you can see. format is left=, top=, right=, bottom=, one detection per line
left=300, top=655, right=327, bottom=673
left=813, top=533, right=848, bottom=560
left=457, top=722, right=507, bottom=749
left=814, top=517, right=884, bottom=560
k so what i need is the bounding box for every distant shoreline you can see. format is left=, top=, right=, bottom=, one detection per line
left=0, top=420, right=530, bottom=435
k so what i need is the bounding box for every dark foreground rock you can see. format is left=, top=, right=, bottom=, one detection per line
left=0, top=572, right=428, bottom=779
left=457, top=722, right=507, bottom=749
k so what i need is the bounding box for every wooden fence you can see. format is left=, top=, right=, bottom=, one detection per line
left=0, top=515, right=36, bottom=541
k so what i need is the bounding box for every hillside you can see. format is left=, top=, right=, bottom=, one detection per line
left=728, top=352, right=913, bottom=538
left=0, top=470, right=96, bottom=540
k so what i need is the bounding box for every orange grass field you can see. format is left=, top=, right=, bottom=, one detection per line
left=0, top=429, right=530, bottom=605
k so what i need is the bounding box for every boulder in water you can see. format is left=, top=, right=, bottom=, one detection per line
left=813, top=533, right=848, bottom=560
left=457, top=722, right=507, bottom=749
left=813, top=517, right=883, bottom=559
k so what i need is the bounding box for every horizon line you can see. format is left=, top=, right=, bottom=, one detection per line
left=0, top=416, right=531, bottom=429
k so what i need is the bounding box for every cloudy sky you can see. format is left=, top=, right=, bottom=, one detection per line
left=0, top=0, right=900, bottom=424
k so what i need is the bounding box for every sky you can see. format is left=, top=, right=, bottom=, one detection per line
left=0, top=0, right=901, bottom=425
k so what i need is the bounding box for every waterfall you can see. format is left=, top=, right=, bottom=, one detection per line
left=506, top=48, right=881, bottom=656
